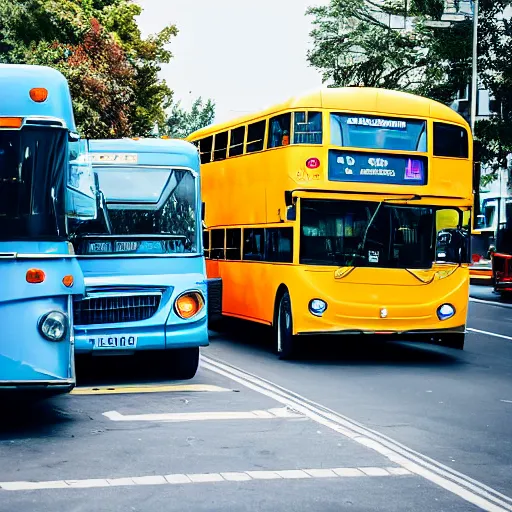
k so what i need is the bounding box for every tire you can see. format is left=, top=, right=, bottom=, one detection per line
left=442, top=333, right=465, bottom=350
left=168, top=347, right=200, bottom=380
left=275, top=291, right=297, bottom=360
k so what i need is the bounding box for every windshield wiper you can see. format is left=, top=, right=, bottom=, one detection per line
left=357, top=195, right=422, bottom=260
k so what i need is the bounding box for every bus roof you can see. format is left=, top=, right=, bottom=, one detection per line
left=88, top=138, right=200, bottom=169
left=0, top=64, right=76, bottom=131
left=189, top=87, right=469, bottom=139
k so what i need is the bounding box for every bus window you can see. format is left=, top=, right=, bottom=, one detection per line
left=246, top=121, right=266, bottom=153
left=203, top=230, right=210, bottom=258
left=433, top=123, right=469, bottom=158
left=226, top=228, right=242, bottom=260
left=268, top=113, right=292, bottom=148
left=229, top=126, right=245, bottom=157
left=211, top=229, right=225, bottom=259
left=266, top=227, right=293, bottom=263
left=435, top=208, right=470, bottom=263
left=199, top=136, right=213, bottom=164
left=243, top=228, right=265, bottom=260
left=214, top=132, right=228, bottom=161
left=294, top=112, right=322, bottom=144
left=330, top=113, right=427, bottom=152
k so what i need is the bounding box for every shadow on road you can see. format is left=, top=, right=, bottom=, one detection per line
left=0, top=397, right=76, bottom=440
left=209, top=318, right=463, bottom=369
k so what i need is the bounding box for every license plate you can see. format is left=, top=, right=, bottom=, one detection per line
left=88, top=242, right=112, bottom=254
left=91, top=336, right=138, bottom=350
left=115, top=241, right=139, bottom=253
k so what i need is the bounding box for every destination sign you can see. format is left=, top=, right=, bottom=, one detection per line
left=346, top=117, right=407, bottom=130
left=328, top=150, right=427, bottom=186
left=89, top=153, right=138, bottom=164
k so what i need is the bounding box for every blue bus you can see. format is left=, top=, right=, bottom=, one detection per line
left=0, top=64, right=97, bottom=394
left=72, top=138, right=208, bottom=379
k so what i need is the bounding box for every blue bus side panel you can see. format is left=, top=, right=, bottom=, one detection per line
left=0, top=256, right=84, bottom=382
left=0, top=296, right=72, bottom=381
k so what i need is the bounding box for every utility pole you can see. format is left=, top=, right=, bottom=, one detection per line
left=470, top=0, right=479, bottom=133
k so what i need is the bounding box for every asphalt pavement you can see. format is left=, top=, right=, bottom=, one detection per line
left=0, top=288, right=511, bottom=512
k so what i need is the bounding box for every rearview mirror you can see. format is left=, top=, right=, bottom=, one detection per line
left=286, top=205, right=296, bottom=222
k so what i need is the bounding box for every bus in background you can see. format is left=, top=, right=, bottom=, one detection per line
left=470, top=173, right=512, bottom=283
left=492, top=199, right=512, bottom=297
left=0, top=64, right=96, bottom=394
left=188, top=87, right=473, bottom=358
left=71, top=138, right=208, bottom=379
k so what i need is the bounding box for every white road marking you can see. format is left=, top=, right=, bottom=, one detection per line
left=102, top=407, right=303, bottom=423
left=0, top=466, right=404, bottom=491
left=202, top=355, right=512, bottom=512
left=501, top=400, right=512, bottom=404
left=469, top=298, right=512, bottom=309
left=220, top=472, right=252, bottom=482
left=467, top=328, right=512, bottom=342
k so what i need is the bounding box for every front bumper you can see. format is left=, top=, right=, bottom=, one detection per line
left=74, top=316, right=209, bottom=353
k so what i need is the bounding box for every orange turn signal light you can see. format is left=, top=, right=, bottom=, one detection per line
left=0, top=117, right=23, bottom=129
left=62, top=275, right=74, bottom=288
left=175, top=292, right=204, bottom=319
left=26, top=268, right=45, bottom=284
left=29, top=87, right=49, bottom=103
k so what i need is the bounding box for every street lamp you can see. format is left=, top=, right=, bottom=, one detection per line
left=470, top=0, right=479, bottom=133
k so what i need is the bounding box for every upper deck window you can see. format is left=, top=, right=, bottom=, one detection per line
left=229, top=126, right=245, bottom=157
left=213, top=132, right=228, bottom=161
left=247, top=120, right=266, bottom=153
left=433, top=122, right=469, bottom=158
left=199, top=136, right=213, bottom=164
left=268, top=113, right=292, bottom=148
left=330, top=113, right=427, bottom=152
left=294, top=112, right=322, bottom=144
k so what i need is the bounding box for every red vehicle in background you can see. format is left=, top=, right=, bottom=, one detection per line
left=493, top=201, right=512, bottom=296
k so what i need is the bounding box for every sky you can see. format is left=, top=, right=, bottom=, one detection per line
left=137, top=0, right=329, bottom=123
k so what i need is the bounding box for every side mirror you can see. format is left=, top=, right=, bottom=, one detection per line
left=68, top=131, right=80, bottom=142
left=286, top=205, right=296, bottom=222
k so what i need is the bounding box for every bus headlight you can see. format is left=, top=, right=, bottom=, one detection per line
left=437, top=304, right=455, bottom=321
left=175, top=291, right=205, bottom=319
left=309, top=299, right=327, bottom=317
left=39, top=311, right=68, bottom=341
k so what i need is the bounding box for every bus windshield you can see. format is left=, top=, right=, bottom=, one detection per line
left=330, top=113, right=427, bottom=152
left=74, top=166, right=198, bottom=255
left=300, top=199, right=468, bottom=269
left=0, top=127, right=68, bottom=240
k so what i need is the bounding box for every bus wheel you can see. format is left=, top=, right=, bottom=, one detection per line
left=442, top=333, right=465, bottom=350
left=169, top=347, right=200, bottom=380
left=275, top=292, right=296, bottom=360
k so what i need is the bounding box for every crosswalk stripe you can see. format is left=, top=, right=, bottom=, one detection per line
left=0, top=466, right=411, bottom=491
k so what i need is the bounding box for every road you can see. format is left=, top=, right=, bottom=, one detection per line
left=0, top=294, right=511, bottom=511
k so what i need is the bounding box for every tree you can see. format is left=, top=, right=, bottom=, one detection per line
left=474, top=0, right=512, bottom=180
left=164, top=97, right=216, bottom=139
left=306, top=0, right=512, bottom=180
left=0, top=0, right=176, bottom=138
left=306, top=0, right=472, bottom=103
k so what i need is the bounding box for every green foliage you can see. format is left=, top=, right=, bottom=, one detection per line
left=306, top=0, right=471, bottom=103
left=307, top=0, right=512, bottom=180
left=164, top=97, right=216, bottom=139
left=0, top=0, right=176, bottom=138
left=474, top=0, right=512, bottom=177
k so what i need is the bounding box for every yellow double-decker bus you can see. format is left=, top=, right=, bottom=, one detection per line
left=188, top=87, right=473, bottom=358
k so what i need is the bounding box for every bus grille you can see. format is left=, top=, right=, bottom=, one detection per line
left=74, top=293, right=161, bottom=325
